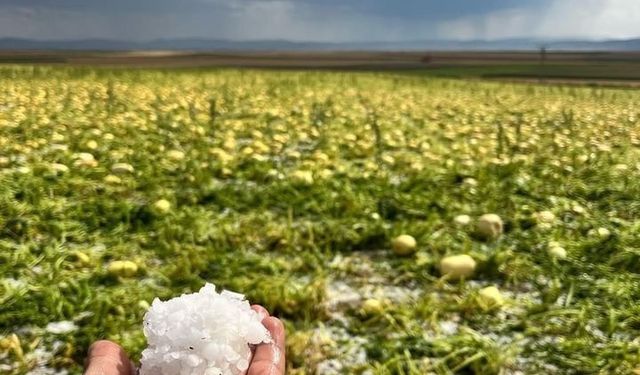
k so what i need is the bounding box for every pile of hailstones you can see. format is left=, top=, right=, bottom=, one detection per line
left=140, top=283, right=271, bottom=375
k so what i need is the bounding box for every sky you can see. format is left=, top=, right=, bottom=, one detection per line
left=0, top=0, right=639, bottom=42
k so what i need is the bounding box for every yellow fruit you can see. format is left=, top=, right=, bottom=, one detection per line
left=122, top=260, right=138, bottom=276
left=391, top=234, right=417, bottom=256
left=0, top=334, right=23, bottom=360
left=111, top=163, right=134, bottom=174
left=73, top=152, right=98, bottom=168
left=107, top=260, right=138, bottom=277
left=167, top=149, right=186, bottom=161
left=362, top=298, right=384, bottom=315
left=478, top=286, right=504, bottom=307
left=86, top=140, right=98, bottom=150
left=70, top=251, right=90, bottom=265
left=50, top=163, right=70, bottom=174
left=153, top=199, right=171, bottom=214
left=534, top=211, right=556, bottom=224
left=104, top=174, right=122, bottom=184
left=476, top=214, right=503, bottom=240
left=453, top=215, right=471, bottom=226
left=290, top=170, right=314, bottom=185
left=590, top=227, right=611, bottom=239
left=548, top=245, right=567, bottom=259
left=440, top=254, right=477, bottom=279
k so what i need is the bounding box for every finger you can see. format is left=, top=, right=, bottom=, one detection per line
left=84, top=340, right=135, bottom=375
left=251, top=305, right=270, bottom=321
left=249, top=305, right=271, bottom=359
left=248, top=317, right=286, bottom=375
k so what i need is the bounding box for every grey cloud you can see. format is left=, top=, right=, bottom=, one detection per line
left=0, top=0, right=636, bottom=41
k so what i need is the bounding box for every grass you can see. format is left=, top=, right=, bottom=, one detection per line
left=1, top=65, right=640, bottom=374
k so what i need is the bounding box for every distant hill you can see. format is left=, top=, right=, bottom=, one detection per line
left=0, top=37, right=639, bottom=51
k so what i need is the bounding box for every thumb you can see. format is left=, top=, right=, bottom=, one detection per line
left=84, top=340, right=136, bottom=375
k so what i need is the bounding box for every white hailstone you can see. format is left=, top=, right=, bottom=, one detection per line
left=391, top=234, right=417, bottom=256
left=453, top=215, right=472, bottom=226
left=140, top=284, right=271, bottom=375
left=440, top=254, right=477, bottom=279
left=111, top=163, right=135, bottom=174
left=476, top=214, right=503, bottom=240
left=45, top=321, right=78, bottom=335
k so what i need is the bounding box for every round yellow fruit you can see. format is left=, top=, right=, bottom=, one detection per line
left=440, top=254, right=477, bottom=279
left=476, top=214, right=503, bottom=240
left=590, top=227, right=611, bottom=239
left=153, top=199, right=171, bottom=214
left=391, top=234, right=417, bottom=256
left=290, top=170, right=314, bottom=185
left=478, top=286, right=504, bottom=307
left=548, top=245, right=567, bottom=259
left=453, top=215, right=472, bottom=226
left=111, top=163, right=134, bottom=174
left=534, top=211, right=556, bottom=224
left=103, top=174, right=122, bottom=184
left=362, top=298, right=384, bottom=315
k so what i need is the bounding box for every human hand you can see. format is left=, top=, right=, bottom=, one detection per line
left=84, top=305, right=286, bottom=375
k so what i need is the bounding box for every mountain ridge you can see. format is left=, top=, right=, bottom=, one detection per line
left=1, top=37, right=639, bottom=51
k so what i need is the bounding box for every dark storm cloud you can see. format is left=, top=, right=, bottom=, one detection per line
left=0, top=0, right=546, bottom=16
left=292, top=0, right=547, bottom=20
left=0, top=0, right=637, bottom=41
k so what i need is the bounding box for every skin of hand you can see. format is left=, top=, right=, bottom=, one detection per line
left=83, top=305, right=286, bottom=375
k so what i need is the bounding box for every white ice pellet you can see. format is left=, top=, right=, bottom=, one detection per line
left=45, top=321, right=77, bottom=335
left=140, top=283, right=271, bottom=375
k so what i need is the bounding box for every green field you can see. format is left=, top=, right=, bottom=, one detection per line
left=2, top=66, right=640, bottom=374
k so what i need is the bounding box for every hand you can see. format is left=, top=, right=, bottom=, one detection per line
left=84, top=305, right=286, bottom=375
